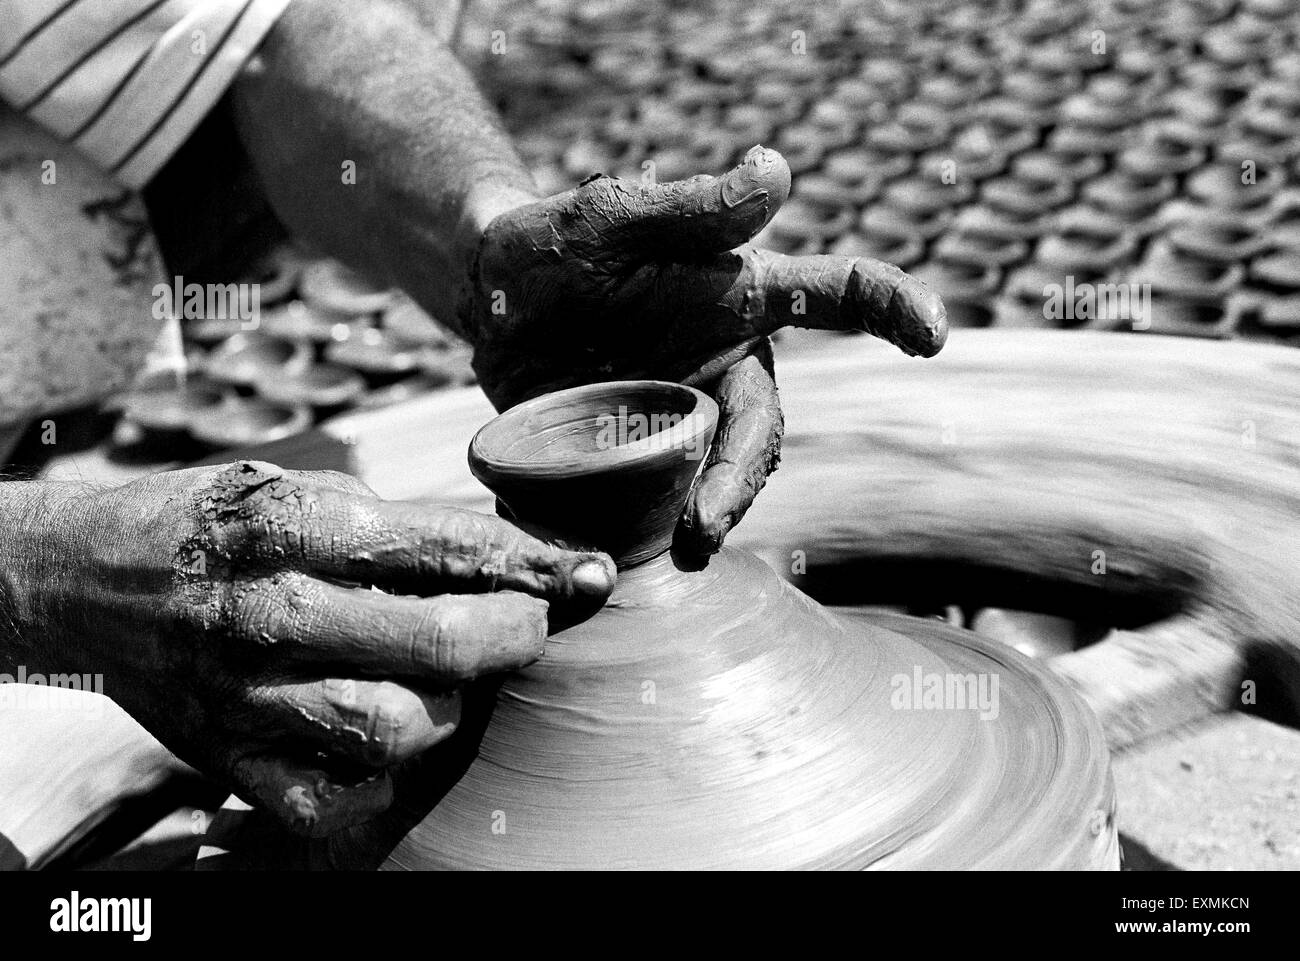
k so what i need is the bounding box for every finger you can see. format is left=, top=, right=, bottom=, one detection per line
left=574, top=145, right=791, bottom=257
left=739, top=248, right=948, bottom=357
left=677, top=343, right=784, bottom=556
left=225, top=750, right=393, bottom=838
left=303, top=469, right=377, bottom=499
left=207, top=473, right=618, bottom=602
left=300, top=498, right=616, bottom=602
left=228, top=573, right=548, bottom=682
left=239, top=678, right=461, bottom=767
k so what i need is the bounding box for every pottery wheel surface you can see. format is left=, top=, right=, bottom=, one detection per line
left=305, top=550, right=1115, bottom=871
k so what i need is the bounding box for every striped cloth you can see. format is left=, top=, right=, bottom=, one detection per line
left=1, top=0, right=293, bottom=189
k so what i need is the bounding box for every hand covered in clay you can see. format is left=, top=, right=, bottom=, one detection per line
left=461, top=146, right=948, bottom=554
left=30, top=461, right=614, bottom=836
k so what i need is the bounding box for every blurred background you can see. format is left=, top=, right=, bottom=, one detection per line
left=13, top=0, right=1299, bottom=474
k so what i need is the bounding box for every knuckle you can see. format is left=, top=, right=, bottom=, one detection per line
left=409, top=600, right=459, bottom=677
left=232, top=575, right=318, bottom=651
left=309, top=470, right=374, bottom=498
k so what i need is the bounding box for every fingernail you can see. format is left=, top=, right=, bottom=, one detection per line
left=888, top=276, right=948, bottom=358
left=572, top=557, right=616, bottom=597
left=690, top=497, right=732, bottom=555
left=722, top=145, right=785, bottom=208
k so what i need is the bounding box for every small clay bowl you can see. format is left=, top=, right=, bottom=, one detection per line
left=771, top=126, right=830, bottom=176
left=325, top=326, right=429, bottom=377
left=917, top=73, right=987, bottom=110
left=1216, top=131, right=1297, bottom=168
left=1047, top=124, right=1124, bottom=157
left=629, top=98, right=694, bottom=147
left=720, top=104, right=775, bottom=145
left=884, top=176, right=975, bottom=217
left=1250, top=252, right=1300, bottom=291
left=382, top=297, right=455, bottom=350
left=807, top=100, right=861, bottom=143
left=766, top=197, right=854, bottom=250
left=828, top=77, right=884, bottom=110
left=1117, top=128, right=1207, bottom=177
left=952, top=203, right=1057, bottom=242
left=750, top=81, right=804, bottom=126
left=257, top=361, right=367, bottom=410
left=1013, top=150, right=1104, bottom=185
left=1036, top=221, right=1138, bottom=273
left=1166, top=219, right=1265, bottom=263
left=866, top=105, right=949, bottom=154
left=856, top=59, right=912, bottom=101
left=1002, top=263, right=1120, bottom=329
left=416, top=347, right=474, bottom=387
left=1135, top=296, right=1241, bottom=339
left=917, top=139, right=1008, bottom=184
left=968, top=99, right=1050, bottom=150
left=823, top=148, right=909, bottom=194
left=189, top=396, right=313, bottom=449
left=242, top=243, right=309, bottom=306
left=1001, top=68, right=1080, bottom=107
left=1259, top=296, right=1300, bottom=330
left=119, top=380, right=225, bottom=434
left=352, top=372, right=454, bottom=410
left=1136, top=244, right=1246, bottom=300
left=828, top=231, right=925, bottom=271
left=1081, top=171, right=1176, bottom=217
left=258, top=300, right=346, bottom=344
left=562, top=138, right=622, bottom=180
left=1115, top=43, right=1179, bottom=82
left=1201, top=21, right=1278, bottom=67
left=185, top=316, right=250, bottom=346
left=940, top=298, right=996, bottom=329
left=204, top=332, right=312, bottom=387
left=1159, top=87, right=1230, bottom=129
left=912, top=258, right=1001, bottom=302
left=860, top=204, right=954, bottom=242
left=469, top=381, right=718, bottom=567
left=933, top=229, right=1029, bottom=269
left=299, top=259, right=395, bottom=317
left=794, top=173, right=869, bottom=212
left=980, top=174, right=1074, bottom=217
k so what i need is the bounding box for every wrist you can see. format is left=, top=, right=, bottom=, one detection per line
left=0, top=483, right=92, bottom=673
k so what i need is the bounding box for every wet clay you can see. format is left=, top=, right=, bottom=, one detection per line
left=282, top=381, right=1117, bottom=870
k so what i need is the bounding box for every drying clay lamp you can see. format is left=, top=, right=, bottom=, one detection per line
left=308, top=380, right=1118, bottom=870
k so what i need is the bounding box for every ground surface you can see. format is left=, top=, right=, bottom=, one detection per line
left=1115, top=714, right=1300, bottom=870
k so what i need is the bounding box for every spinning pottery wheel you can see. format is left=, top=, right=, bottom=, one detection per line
left=238, top=379, right=1117, bottom=870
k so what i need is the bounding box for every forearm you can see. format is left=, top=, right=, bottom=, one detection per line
left=0, top=483, right=88, bottom=675
left=229, top=0, right=540, bottom=339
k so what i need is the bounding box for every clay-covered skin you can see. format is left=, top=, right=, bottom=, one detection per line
left=0, top=462, right=614, bottom=837
left=463, top=148, right=948, bottom=554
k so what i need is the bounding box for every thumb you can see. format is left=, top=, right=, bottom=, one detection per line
left=578, top=145, right=791, bottom=257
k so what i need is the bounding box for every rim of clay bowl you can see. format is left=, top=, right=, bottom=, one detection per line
left=469, top=380, right=719, bottom=483
left=189, top=396, right=312, bottom=448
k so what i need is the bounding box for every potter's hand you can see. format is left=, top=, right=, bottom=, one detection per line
left=461, top=146, right=948, bottom=554
left=30, top=461, right=615, bottom=837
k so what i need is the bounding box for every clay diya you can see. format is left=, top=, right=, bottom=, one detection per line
left=117, top=379, right=225, bottom=435
left=295, top=381, right=1118, bottom=870
left=257, top=361, right=367, bottom=411
left=188, top=395, right=312, bottom=449
left=325, top=326, right=431, bottom=378
left=299, top=259, right=397, bottom=317
left=203, top=332, right=312, bottom=388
